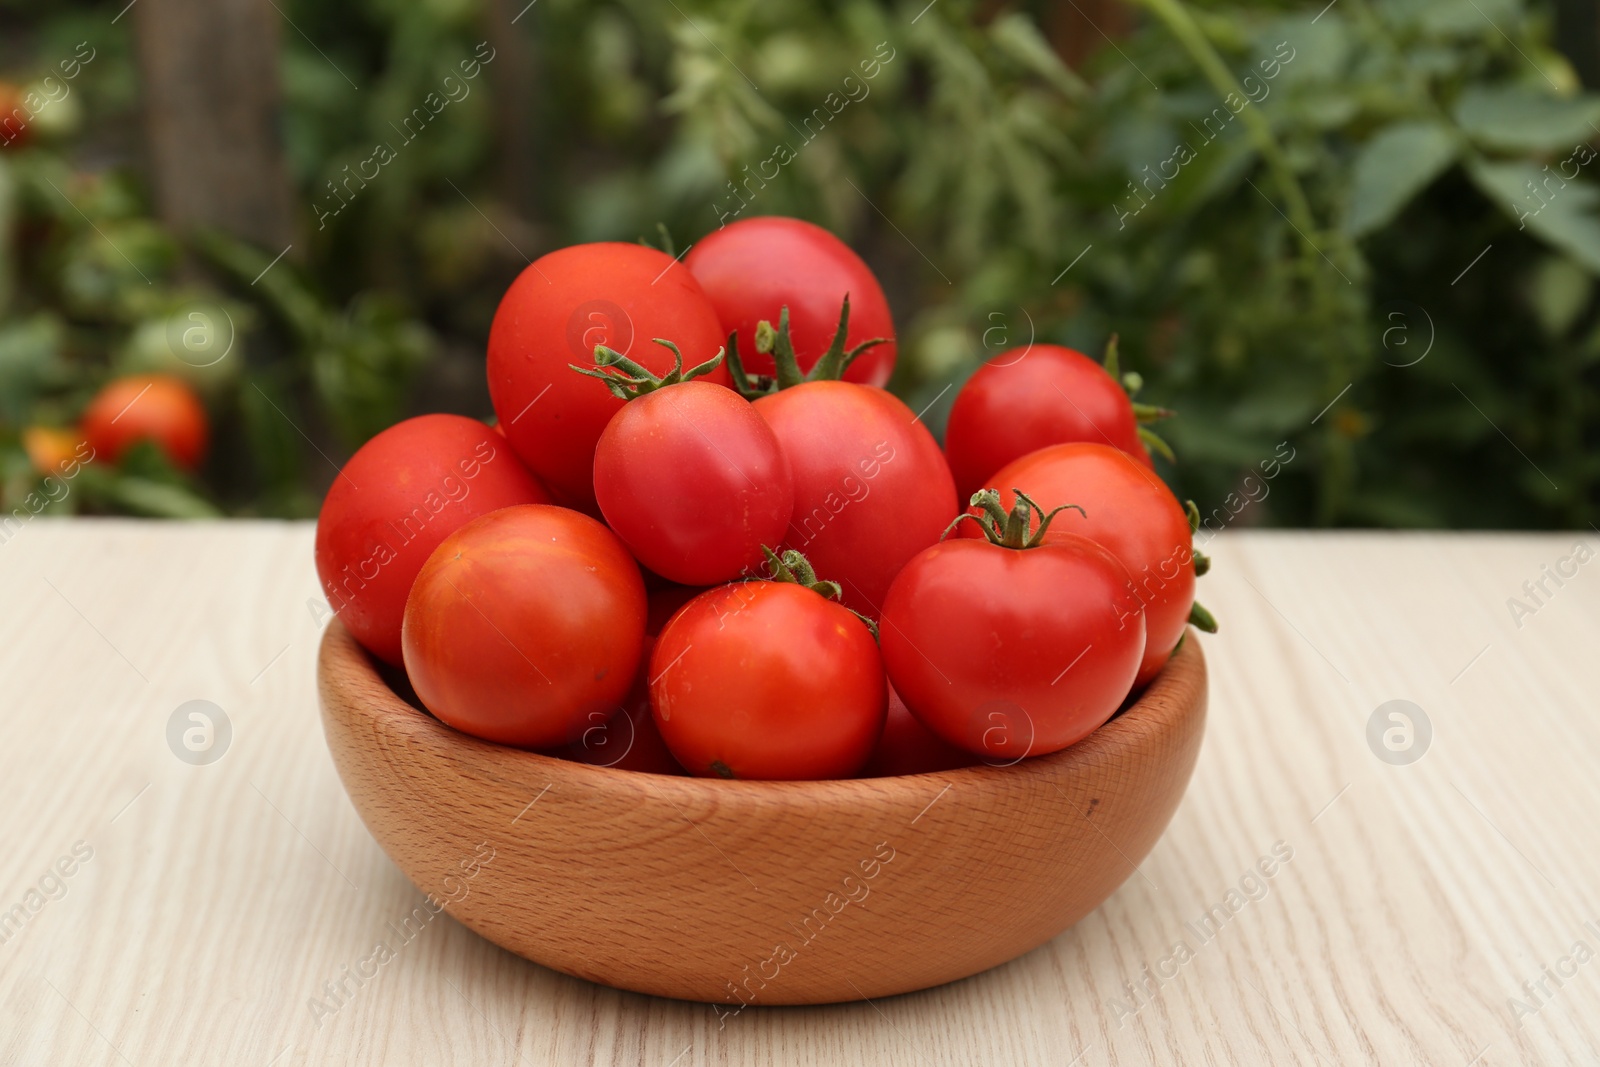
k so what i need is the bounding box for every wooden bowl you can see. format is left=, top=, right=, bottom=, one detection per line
left=318, top=620, right=1207, bottom=1005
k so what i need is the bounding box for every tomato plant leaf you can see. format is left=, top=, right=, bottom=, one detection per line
left=1454, top=85, right=1600, bottom=153
left=1467, top=159, right=1600, bottom=273
left=1344, top=121, right=1459, bottom=238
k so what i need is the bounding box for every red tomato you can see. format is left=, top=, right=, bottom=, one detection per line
left=80, top=374, right=208, bottom=470
left=403, top=505, right=647, bottom=749
left=860, top=685, right=976, bottom=777
left=487, top=242, right=729, bottom=512
left=685, top=217, right=896, bottom=387
left=650, top=580, right=886, bottom=779
left=944, top=344, right=1150, bottom=500
left=315, top=414, right=552, bottom=665
left=594, top=379, right=792, bottom=585
left=554, top=635, right=684, bottom=775
left=882, top=521, right=1146, bottom=760
left=967, top=443, right=1194, bottom=688
left=754, top=381, right=957, bottom=617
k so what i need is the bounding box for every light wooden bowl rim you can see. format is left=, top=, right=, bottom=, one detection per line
left=321, top=620, right=1206, bottom=799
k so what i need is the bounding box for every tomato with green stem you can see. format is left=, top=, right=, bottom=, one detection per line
left=881, top=490, right=1147, bottom=760
left=649, top=548, right=886, bottom=780
left=580, top=340, right=793, bottom=586
left=487, top=242, right=730, bottom=512
left=684, top=216, right=897, bottom=387
left=960, top=442, right=1215, bottom=688
left=726, top=300, right=958, bottom=617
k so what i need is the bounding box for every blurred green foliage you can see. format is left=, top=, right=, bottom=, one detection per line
left=0, top=0, right=1595, bottom=525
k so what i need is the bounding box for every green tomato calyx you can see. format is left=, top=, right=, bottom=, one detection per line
left=726, top=296, right=889, bottom=398
left=569, top=337, right=724, bottom=400
left=944, top=488, right=1087, bottom=550
left=758, top=545, right=879, bottom=640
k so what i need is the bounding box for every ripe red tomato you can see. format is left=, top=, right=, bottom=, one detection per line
left=650, top=577, right=886, bottom=779
left=315, top=414, right=552, bottom=665
left=487, top=242, right=729, bottom=512
left=594, top=377, right=792, bottom=585
left=860, top=685, right=976, bottom=777
left=967, top=443, right=1194, bottom=688
left=554, top=635, right=684, bottom=774
left=755, top=381, right=956, bottom=616
left=882, top=506, right=1146, bottom=760
left=403, top=505, right=647, bottom=749
left=80, top=374, right=208, bottom=470
left=945, top=344, right=1150, bottom=500
left=685, top=217, right=897, bottom=387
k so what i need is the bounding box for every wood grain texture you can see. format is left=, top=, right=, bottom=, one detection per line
left=1, top=522, right=1598, bottom=1065
left=317, top=619, right=1207, bottom=1004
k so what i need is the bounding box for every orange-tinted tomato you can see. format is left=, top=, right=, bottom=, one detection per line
left=403, top=505, right=647, bottom=749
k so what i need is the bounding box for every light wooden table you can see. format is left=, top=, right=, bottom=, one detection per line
left=2, top=522, right=1596, bottom=1065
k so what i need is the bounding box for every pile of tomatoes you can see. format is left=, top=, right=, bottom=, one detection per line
left=315, top=216, right=1213, bottom=781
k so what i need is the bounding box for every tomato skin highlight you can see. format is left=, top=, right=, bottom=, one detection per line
left=649, top=582, right=887, bottom=780
left=594, top=380, right=793, bottom=586
left=859, top=685, right=977, bottom=777
left=314, top=414, right=553, bottom=665
left=880, top=534, right=1146, bottom=760
left=754, top=381, right=957, bottom=617
left=402, top=505, right=647, bottom=749
left=944, top=344, right=1149, bottom=501
left=487, top=242, right=729, bottom=512
left=685, top=217, right=897, bottom=387
left=969, top=442, right=1194, bottom=688
left=80, top=374, right=209, bottom=470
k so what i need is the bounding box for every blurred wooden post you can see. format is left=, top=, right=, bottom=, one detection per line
left=483, top=0, right=539, bottom=223
left=133, top=0, right=296, bottom=251
left=1047, top=0, right=1137, bottom=71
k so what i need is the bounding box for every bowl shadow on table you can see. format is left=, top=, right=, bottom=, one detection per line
left=319, top=622, right=1207, bottom=1007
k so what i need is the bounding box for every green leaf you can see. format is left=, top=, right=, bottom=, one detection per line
left=1467, top=158, right=1600, bottom=273
left=102, top=477, right=223, bottom=519
left=989, top=13, right=1089, bottom=101
left=1454, top=85, right=1600, bottom=153
left=1344, top=122, right=1459, bottom=237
